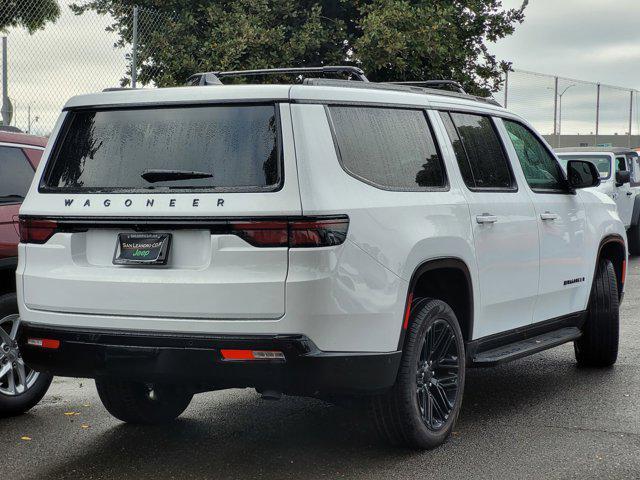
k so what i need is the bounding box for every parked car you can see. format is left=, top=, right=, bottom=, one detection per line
left=0, top=131, right=53, bottom=416
left=16, top=67, right=626, bottom=449
left=555, top=147, right=640, bottom=254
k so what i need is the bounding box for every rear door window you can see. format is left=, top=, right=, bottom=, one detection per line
left=440, top=112, right=515, bottom=191
left=327, top=106, right=447, bottom=191
left=0, top=146, right=36, bottom=203
left=43, top=104, right=281, bottom=192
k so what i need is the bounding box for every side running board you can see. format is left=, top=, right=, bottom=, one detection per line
left=471, top=327, right=582, bottom=367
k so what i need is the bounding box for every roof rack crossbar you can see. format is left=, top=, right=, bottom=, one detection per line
left=187, top=66, right=368, bottom=86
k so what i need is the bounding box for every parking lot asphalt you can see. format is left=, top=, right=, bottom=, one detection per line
left=4, top=258, right=640, bottom=480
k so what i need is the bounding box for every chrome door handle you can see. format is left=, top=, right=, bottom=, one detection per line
left=476, top=214, right=498, bottom=224
left=540, top=212, right=559, bottom=221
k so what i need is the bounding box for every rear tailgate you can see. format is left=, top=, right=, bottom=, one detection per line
left=20, top=101, right=301, bottom=320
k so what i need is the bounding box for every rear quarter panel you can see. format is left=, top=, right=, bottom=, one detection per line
left=290, top=103, right=477, bottom=350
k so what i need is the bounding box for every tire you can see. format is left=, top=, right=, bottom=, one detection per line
left=0, top=293, right=53, bottom=417
left=574, top=259, right=619, bottom=367
left=95, top=377, right=193, bottom=424
left=627, top=226, right=640, bottom=256
left=369, top=298, right=465, bottom=450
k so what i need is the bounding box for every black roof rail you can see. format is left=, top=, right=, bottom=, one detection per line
left=186, top=66, right=368, bottom=86
left=384, top=80, right=466, bottom=94
left=303, top=78, right=502, bottom=107
left=102, top=87, right=134, bottom=92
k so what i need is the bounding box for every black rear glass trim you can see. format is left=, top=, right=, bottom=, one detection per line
left=40, top=102, right=284, bottom=195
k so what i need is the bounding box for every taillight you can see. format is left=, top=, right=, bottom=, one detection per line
left=289, top=217, right=349, bottom=247
left=230, top=220, right=289, bottom=247
left=19, top=217, right=59, bottom=244
left=17, top=216, right=349, bottom=248
left=230, top=216, right=349, bottom=248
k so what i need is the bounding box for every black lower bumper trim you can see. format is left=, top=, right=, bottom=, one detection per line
left=18, top=323, right=401, bottom=396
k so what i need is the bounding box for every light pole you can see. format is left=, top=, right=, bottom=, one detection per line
left=557, top=84, right=576, bottom=146
left=27, top=105, right=38, bottom=134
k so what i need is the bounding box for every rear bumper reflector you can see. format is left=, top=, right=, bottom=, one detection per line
left=220, top=349, right=285, bottom=361
left=27, top=338, right=60, bottom=349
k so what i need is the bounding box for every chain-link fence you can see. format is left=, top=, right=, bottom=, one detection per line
left=0, top=1, right=170, bottom=136
left=2, top=0, right=640, bottom=148
left=497, top=69, right=640, bottom=149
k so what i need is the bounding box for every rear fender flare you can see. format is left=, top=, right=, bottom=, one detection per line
left=397, top=257, right=474, bottom=351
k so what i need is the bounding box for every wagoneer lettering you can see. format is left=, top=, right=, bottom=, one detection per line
left=64, top=198, right=226, bottom=208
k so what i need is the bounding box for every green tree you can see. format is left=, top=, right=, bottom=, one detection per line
left=354, top=0, right=528, bottom=94
left=72, top=0, right=526, bottom=95
left=1, top=0, right=60, bottom=33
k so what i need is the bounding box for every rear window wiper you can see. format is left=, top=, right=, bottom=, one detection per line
left=141, top=169, right=213, bottom=184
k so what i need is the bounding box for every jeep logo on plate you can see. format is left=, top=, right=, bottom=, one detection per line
left=113, top=233, right=172, bottom=265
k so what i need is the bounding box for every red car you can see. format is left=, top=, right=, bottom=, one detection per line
left=0, top=130, right=53, bottom=416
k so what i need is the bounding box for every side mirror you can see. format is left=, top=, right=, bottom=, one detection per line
left=615, top=170, right=631, bottom=187
left=567, top=160, right=600, bottom=189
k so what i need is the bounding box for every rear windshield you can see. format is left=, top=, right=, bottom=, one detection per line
left=42, top=104, right=281, bottom=192
left=556, top=154, right=611, bottom=179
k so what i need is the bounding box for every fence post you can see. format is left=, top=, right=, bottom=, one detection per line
left=131, top=6, right=139, bottom=88
left=595, top=83, right=600, bottom=146
left=553, top=77, right=559, bottom=147
left=1, top=37, right=9, bottom=127
left=503, top=70, right=508, bottom=108
left=629, top=90, right=634, bottom=148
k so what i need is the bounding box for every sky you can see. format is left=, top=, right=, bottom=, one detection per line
left=489, top=0, right=640, bottom=136
left=3, top=0, right=640, bottom=136
left=490, top=0, right=640, bottom=89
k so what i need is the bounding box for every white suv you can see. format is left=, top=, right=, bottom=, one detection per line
left=15, top=67, right=627, bottom=450
left=556, top=147, right=640, bottom=254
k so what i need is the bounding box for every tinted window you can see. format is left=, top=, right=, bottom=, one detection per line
left=441, top=112, right=514, bottom=190
left=557, top=154, right=611, bottom=179
left=328, top=106, right=446, bottom=190
left=0, top=146, right=35, bottom=202
left=503, top=120, right=566, bottom=191
left=616, top=157, right=627, bottom=172
left=44, top=104, right=280, bottom=192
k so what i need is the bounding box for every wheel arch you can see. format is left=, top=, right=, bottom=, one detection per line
left=398, top=258, right=474, bottom=351
left=596, top=234, right=626, bottom=299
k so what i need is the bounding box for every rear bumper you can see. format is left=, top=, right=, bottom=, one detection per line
left=18, top=323, right=401, bottom=397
